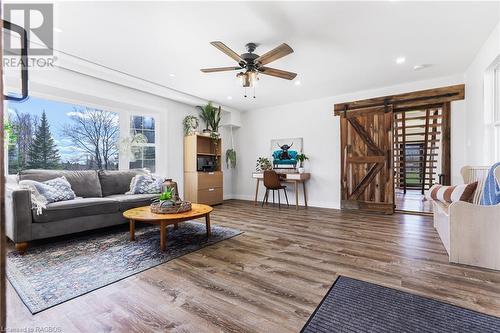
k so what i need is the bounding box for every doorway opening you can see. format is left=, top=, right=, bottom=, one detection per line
left=393, top=106, right=448, bottom=214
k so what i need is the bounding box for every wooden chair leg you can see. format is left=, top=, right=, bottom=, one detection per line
left=278, top=189, right=281, bottom=209
left=272, top=190, right=275, bottom=205
left=15, top=242, right=28, bottom=254
left=262, top=189, right=268, bottom=207
left=283, top=188, right=289, bottom=207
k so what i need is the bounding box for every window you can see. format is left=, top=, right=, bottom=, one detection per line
left=404, top=143, right=424, bottom=187
left=129, top=115, right=156, bottom=172
left=6, top=96, right=119, bottom=174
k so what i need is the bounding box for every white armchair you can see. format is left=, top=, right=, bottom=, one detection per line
left=432, top=165, right=500, bottom=270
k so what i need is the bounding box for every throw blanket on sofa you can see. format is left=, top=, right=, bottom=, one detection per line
left=481, top=162, right=500, bottom=206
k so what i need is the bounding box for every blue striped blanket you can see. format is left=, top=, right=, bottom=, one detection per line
left=480, top=162, right=500, bottom=205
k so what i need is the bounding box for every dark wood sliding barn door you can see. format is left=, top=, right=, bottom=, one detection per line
left=340, top=106, right=394, bottom=214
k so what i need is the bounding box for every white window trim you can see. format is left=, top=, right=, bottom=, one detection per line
left=483, top=56, right=500, bottom=163
left=128, top=114, right=158, bottom=172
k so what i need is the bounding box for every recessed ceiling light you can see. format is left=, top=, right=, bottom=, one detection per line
left=169, top=73, right=176, bottom=77
left=53, top=27, right=63, bottom=33
left=227, top=96, right=233, bottom=100
left=413, top=64, right=431, bottom=71
left=396, top=57, right=406, bottom=64
left=294, top=80, right=301, bottom=86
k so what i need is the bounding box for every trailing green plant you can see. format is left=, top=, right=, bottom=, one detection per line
left=210, top=131, right=219, bottom=142
left=296, top=153, right=309, bottom=167
left=256, top=157, right=272, bottom=172
left=182, top=115, right=199, bottom=135
left=226, top=148, right=237, bottom=169
left=196, top=102, right=222, bottom=133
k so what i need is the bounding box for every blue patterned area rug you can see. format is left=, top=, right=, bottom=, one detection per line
left=7, top=222, right=242, bottom=314
left=301, top=276, right=500, bottom=333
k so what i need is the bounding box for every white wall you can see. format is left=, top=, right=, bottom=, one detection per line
left=233, top=74, right=466, bottom=209
left=451, top=100, right=467, bottom=185
left=464, top=22, right=500, bottom=165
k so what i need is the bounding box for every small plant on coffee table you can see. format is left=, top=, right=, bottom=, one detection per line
left=159, top=188, right=173, bottom=201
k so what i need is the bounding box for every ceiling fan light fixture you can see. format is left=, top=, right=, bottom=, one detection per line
left=237, top=71, right=258, bottom=87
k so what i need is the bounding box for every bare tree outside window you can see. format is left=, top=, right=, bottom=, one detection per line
left=7, top=109, right=39, bottom=173
left=63, top=107, right=119, bottom=170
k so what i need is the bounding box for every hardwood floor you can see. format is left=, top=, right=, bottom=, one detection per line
left=7, top=200, right=500, bottom=332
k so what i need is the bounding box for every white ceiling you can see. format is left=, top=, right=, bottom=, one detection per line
left=52, top=1, right=499, bottom=111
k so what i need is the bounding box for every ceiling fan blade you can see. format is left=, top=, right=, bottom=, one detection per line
left=259, top=67, right=297, bottom=80
left=255, top=43, right=294, bottom=65
left=210, top=41, right=245, bottom=64
left=201, top=66, right=242, bottom=73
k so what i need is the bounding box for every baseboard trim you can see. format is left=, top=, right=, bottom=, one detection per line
left=230, top=194, right=340, bottom=210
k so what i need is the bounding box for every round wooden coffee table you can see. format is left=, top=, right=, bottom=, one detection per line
left=123, top=203, right=213, bottom=251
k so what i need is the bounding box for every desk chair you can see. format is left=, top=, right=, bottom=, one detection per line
left=262, top=170, right=289, bottom=208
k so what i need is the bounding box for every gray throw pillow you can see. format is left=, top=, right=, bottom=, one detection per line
left=126, top=174, right=164, bottom=194
left=20, top=176, right=76, bottom=204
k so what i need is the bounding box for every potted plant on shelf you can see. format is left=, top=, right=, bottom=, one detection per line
left=183, top=115, right=199, bottom=136
left=196, top=102, right=221, bottom=138
left=296, top=153, right=309, bottom=173
left=211, top=105, right=222, bottom=138
left=256, top=157, right=272, bottom=172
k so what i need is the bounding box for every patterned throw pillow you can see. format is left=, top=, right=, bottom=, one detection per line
left=19, top=176, right=76, bottom=214
left=427, top=182, right=478, bottom=204
left=126, top=174, right=164, bottom=194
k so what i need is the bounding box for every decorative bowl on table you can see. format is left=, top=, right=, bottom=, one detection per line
left=150, top=185, right=192, bottom=214
left=150, top=200, right=192, bottom=214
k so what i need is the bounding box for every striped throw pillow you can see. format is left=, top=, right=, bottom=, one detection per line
left=428, top=182, right=478, bottom=204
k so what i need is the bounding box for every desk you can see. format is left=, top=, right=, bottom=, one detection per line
left=252, top=172, right=310, bottom=209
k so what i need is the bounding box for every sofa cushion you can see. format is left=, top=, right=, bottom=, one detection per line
left=98, top=169, right=148, bottom=196
left=32, top=198, right=119, bottom=223
left=126, top=174, right=164, bottom=194
left=105, top=193, right=157, bottom=211
left=19, top=169, right=102, bottom=198
left=428, top=182, right=478, bottom=204
left=19, top=176, right=76, bottom=205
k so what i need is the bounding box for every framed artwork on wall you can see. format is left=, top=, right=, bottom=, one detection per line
left=270, top=137, right=303, bottom=169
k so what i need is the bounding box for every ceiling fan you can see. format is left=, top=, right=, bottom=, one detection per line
left=201, top=42, right=297, bottom=97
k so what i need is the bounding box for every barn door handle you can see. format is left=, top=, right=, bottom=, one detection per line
left=3, top=20, right=29, bottom=101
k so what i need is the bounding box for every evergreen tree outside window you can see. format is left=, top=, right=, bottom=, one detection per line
left=27, top=111, right=60, bottom=169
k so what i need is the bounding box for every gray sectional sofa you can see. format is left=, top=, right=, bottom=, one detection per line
left=6, top=169, right=158, bottom=253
